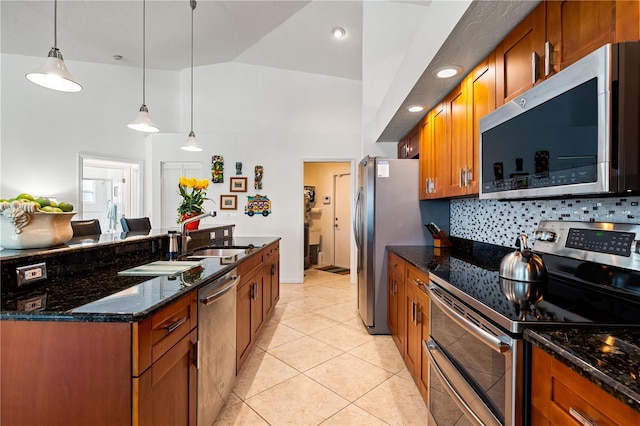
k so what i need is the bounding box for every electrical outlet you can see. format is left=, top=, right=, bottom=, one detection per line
left=16, top=262, right=47, bottom=286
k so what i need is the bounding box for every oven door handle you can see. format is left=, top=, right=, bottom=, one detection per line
left=428, top=284, right=511, bottom=353
left=424, top=339, right=502, bottom=426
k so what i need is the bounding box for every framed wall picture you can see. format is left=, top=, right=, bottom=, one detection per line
left=220, top=194, right=237, bottom=210
left=230, top=177, right=247, bottom=192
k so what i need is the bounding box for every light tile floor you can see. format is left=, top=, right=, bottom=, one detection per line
left=214, top=268, right=429, bottom=426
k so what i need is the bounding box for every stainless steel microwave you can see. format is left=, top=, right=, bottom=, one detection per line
left=479, top=42, right=640, bottom=199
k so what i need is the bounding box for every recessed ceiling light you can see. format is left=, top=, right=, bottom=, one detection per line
left=407, top=105, right=425, bottom=112
left=433, top=65, right=463, bottom=79
left=332, top=27, right=346, bottom=39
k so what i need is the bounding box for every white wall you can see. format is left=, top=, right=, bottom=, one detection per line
left=1, top=53, right=180, bottom=208
left=148, top=62, right=362, bottom=283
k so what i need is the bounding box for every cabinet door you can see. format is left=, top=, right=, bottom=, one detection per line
left=398, top=136, right=409, bottom=159
left=387, top=252, right=405, bottom=356
left=253, top=270, right=266, bottom=336
left=404, top=281, right=420, bottom=379
left=418, top=114, right=432, bottom=199
left=445, top=82, right=467, bottom=198
left=135, top=329, right=197, bottom=426
left=546, top=1, right=616, bottom=74
left=430, top=103, right=448, bottom=199
left=495, top=2, right=546, bottom=105
left=407, top=126, right=420, bottom=159
left=417, top=285, right=430, bottom=403
left=268, top=244, right=280, bottom=310
left=467, top=54, right=496, bottom=195
left=236, top=279, right=253, bottom=372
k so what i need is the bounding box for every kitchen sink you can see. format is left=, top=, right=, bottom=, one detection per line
left=187, top=248, right=245, bottom=259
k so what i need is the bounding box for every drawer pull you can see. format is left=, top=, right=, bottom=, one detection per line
left=569, top=407, right=598, bottom=426
left=166, top=316, right=187, bottom=333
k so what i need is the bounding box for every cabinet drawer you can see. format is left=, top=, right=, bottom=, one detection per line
left=238, top=251, right=264, bottom=278
left=134, top=292, right=198, bottom=375
left=406, top=263, right=429, bottom=289
left=532, top=346, right=640, bottom=425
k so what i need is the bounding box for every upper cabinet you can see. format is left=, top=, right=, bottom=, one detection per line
left=406, top=0, right=639, bottom=201
left=398, top=125, right=420, bottom=159
left=495, top=2, right=546, bottom=106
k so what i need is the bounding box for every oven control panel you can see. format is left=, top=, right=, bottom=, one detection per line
left=533, top=221, right=640, bottom=270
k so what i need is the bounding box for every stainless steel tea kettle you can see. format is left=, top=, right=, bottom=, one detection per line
left=499, top=234, right=547, bottom=283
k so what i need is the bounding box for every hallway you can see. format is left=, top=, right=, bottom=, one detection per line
left=214, top=268, right=429, bottom=425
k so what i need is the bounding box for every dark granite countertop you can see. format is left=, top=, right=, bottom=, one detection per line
left=388, top=241, right=640, bottom=414
left=524, top=328, right=640, bottom=413
left=1, top=233, right=279, bottom=322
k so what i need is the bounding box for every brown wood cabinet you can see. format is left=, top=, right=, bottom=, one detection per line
left=236, top=241, right=280, bottom=373
left=495, top=2, right=546, bottom=105
left=466, top=54, right=496, bottom=195
left=1, top=291, right=198, bottom=426
left=404, top=264, right=430, bottom=385
left=398, top=124, right=420, bottom=159
left=387, top=252, right=406, bottom=356
left=531, top=345, right=640, bottom=425
left=444, top=81, right=468, bottom=197
left=419, top=103, right=447, bottom=199
left=387, top=254, right=431, bottom=406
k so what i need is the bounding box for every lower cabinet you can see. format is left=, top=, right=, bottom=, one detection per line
left=531, top=345, right=640, bottom=425
left=388, top=252, right=406, bottom=356
left=387, top=253, right=430, bottom=406
left=236, top=241, right=280, bottom=373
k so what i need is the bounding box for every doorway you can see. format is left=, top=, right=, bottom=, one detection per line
left=79, top=155, right=142, bottom=233
left=333, top=173, right=350, bottom=268
left=303, top=161, right=353, bottom=277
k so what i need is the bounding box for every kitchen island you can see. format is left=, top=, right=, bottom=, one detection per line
left=1, top=228, right=280, bottom=426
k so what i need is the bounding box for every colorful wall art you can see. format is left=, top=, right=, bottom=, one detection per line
left=212, top=156, right=224, bottom=183
left=254, top=165, right=264, bottom=190
left=245, top=194, right=271, bottom=217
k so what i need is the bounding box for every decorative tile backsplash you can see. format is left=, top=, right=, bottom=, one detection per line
left=451, top=196, right=640, bottom=248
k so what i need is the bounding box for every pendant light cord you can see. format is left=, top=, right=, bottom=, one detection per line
left=190, top=0, right=196, bottom=132
left=142, top=0, right=146, bottom=104
left=53, top=0, right=58, bottom=48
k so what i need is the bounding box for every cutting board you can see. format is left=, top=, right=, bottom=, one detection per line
left=118, top=260, right=202, bottom=276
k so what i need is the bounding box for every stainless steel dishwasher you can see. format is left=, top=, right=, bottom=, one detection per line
left=197, top=269, right=240, bottom=426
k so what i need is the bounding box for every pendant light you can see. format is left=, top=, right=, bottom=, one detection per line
left=128, top=0, right=160, bottom=132
left=181, top=0, right=203, bottom=152
left=25, top=0, right=82, bottom=92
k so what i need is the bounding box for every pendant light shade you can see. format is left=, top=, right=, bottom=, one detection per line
left=128, top=0, right=160, bottom=133
left=26, top=0, right=82, bottom=92
left=181, top=0, right=203, bottom=152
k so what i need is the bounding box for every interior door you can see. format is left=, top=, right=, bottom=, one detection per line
left=333, top=173, right=350, bottom=268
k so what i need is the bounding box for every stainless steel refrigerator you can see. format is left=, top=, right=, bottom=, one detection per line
left=354, top=156, right=440, bottom=334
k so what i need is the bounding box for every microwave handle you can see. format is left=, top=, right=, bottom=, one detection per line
left=428, top=284, right=511, bottom=353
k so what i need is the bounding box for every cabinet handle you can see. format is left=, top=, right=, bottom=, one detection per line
left=193, top=340, right=199, bottom=369
left=466, top=166, right=472, bottom=186
left=459, top=168, right=464, bottom=188
left=271, top=264, right=275, bottom=275
left=544, top=41, right=554, bottom=77
left=252, top=282, right=259, bottom=300
left=569, top=407, right=598, bottom=426
left=531, top=51, right=540, bottom=84
left=411, top=301, right=417, bottom=325
left=166, top=316, right=187, bottom=333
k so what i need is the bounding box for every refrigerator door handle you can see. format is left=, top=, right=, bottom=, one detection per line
left=353, top=189, right=361, bottom=249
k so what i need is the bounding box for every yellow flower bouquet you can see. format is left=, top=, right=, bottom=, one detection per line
left=177, top=176, right=211, bottom=225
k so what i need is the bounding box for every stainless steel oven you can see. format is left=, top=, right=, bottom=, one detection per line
left=426, top=221, right=640, bottom=426
left=426, top=282, right=522, bottom=426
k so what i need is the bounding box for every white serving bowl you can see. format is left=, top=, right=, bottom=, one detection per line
left=1, top=211, right=76, bottom=249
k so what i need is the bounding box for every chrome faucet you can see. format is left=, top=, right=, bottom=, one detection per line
left=180, top=211, right=216, bottom=254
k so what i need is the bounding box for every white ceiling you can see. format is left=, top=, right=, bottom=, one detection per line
left=1, top=0, right=363, bottom=80
left=1, top=0, right=538, bottom=142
